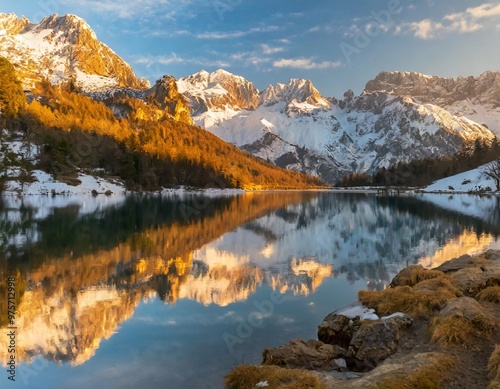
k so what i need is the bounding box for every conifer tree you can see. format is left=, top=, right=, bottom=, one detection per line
left=0, top=57, right=26, bottom=125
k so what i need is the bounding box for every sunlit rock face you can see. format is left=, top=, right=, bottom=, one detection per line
left=144, top=75, right=193, bottom=125
left=177, top=69, right=261, bottom=117
left=0, top=13, right=145, bottom=90
left=365, top=71, right=500, bottom=136
left=365, top=71, right=500, bottom=110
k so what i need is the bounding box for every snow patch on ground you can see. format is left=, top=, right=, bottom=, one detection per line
left=336, top=304, right=380, bottom=321
left=423, top=163, right=497, bottom=193
left=6, top=170, right=126, bottom=196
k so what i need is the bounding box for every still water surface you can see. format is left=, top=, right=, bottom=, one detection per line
left=0, top=192, right=499, bottom=388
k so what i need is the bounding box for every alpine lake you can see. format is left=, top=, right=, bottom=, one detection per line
left=0, top=191, right=499, bottom=388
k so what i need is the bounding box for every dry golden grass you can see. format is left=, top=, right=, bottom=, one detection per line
left=477, top=286, right=500, bottom=304
left=376, top=355, right=455, bottom=389
left=430, top=314, right=495, bottom=348
left=359, top=276, right=462, bottom=317
left=225, top=365, right=325, bottom=389
left=489, top=345, right=500, bottom=387
left=391, top=265, right=444, bottom=287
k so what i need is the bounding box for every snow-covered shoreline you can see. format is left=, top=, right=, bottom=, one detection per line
left=3, top=162, right=498, bottom=204
left=420, top=163, right=498, bottom=194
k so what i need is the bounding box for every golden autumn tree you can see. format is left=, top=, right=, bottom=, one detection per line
left=0, top=57, right=25, bottom=125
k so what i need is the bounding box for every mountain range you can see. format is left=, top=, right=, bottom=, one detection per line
left=1, top=12, right=498, bottom=184
left=177, top=69, right=496, bottom=182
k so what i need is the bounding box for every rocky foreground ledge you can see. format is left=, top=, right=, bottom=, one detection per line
left=225, top=250, right=500, bottom=389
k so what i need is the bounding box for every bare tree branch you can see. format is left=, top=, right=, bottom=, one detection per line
left=483, top=159, right=500, bottom=191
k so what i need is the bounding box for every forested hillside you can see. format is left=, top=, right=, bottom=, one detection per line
left=0, top=57, right=324, bottom=191
left=338, top=139, right=500, bottom=188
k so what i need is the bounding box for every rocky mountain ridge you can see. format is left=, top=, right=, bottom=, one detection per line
left=177, top=69, right=261, bottom=117
left=365, top=70, right=500, bottom=108
left=177, top=69, right=496, bottom=183
left=0, top=13, right=147, bottom=91
left=365, top=71, right=500, bottom=136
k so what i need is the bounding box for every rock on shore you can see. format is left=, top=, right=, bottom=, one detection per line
left=225, top=250, right=500, bottom=389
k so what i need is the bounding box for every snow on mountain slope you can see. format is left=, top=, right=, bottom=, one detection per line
left=177, top=69, right=260, bottom=123
left=365, top=71, right=500, bottom=136
left=0, top=13, right=146, bottom=91
left=444, top=99, right=500, bottom=137
left=423, top=163, right=497, bottom=193
left=179, top=70, right=495, bottom=183
left=261, top=78, right=330, bottom=108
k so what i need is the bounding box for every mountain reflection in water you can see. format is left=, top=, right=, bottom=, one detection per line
left=0, top=192, right=498, bottom=388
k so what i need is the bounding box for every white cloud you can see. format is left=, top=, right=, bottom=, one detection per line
left=135, top=53, right=184, bottom=66
left=196, top=26, right=279, bottom=40
left=196, top=31, right=247, bottom=39
left=273, top=58, right=342, bottom=70
left=444, top=13, right=482, bottom=33
left=308, top=26, right=321, bottom=33
left=134, top=54, right=229, bottom=69
left=251, top=26, right=280, bottom=33
left=59, top=0, right=193, bottom=19
left=261, top=44, right=285, bottom=55
left=401, top=2, right=500, bottom=39
left=466, top=3, right=500, bottom=19
left=407, top=19, right=443, bottom=40
left=308, top=24, right=336, bottom=34
left=231, top=51, right=271, bottom=67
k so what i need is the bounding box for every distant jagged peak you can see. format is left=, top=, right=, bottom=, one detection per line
left=365, top=71, right=451, bottom=94
left=36, top=13, right=91, bottom=30
left=0, top=13, right=30, bottom=35
left=343, top=89, right=355, bottom=100
left=178, top=68, right=261, bottom=115
left=365, top=69, right=500, bottom=108
left=378, top=70, right=442, bottom=80
left=28, top=13, right=98, bottom=42
left=373, top=70, right=500, bottom=84
left=211, top=68, right=236, bottom=79
left=179, top=68, right=256, bottom=91
left=213, top=68, right=258, bottom=84
left=261, top=78, right=329, bottom=108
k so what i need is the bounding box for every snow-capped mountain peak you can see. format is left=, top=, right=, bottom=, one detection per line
left=32, top=13, right=97, bottom=41
left=365, top=70, right=500, bottom=136
left=177, top=68, right=496, bottom=183
left=0, top=13, right=30, bottom=35
left=0, top=13, right=145, bottom=91
left=261, top=78, right=330, bottom=108
left=177, top=69, right=261, bottom=124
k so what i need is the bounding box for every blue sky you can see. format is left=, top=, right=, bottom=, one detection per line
left=1, top=0, right=499, bottom=97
